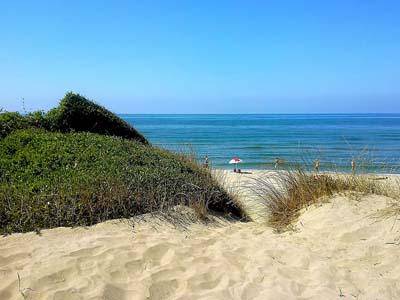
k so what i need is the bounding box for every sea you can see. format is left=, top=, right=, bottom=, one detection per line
left=121, top=114, right=400, bottom=173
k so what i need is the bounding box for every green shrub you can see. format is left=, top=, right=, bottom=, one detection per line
left=0, top=112, right=29, bottom=139
left=26, top=110, right=50, bottom=129
left=0, top=111, right=50, bottom=139
left=46, top=92, right=148, bottom=144
left=0, top=93, right=147, bottom=144
left=0, top=129, right=241, bottom=234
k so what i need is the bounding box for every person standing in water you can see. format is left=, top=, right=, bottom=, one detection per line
left=314, top=159, right=320, bottom=173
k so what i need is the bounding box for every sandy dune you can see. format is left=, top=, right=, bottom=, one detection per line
left=1, top=173, right=400, bottom=299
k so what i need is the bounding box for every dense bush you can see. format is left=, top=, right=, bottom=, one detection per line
left=0, top=92, right=147, bottom=144
left=0, top=111, right=49, bottom=139
left=0, top=112, right=28, bottom=139
left=0, top=129, right=241, bottom=234
left=0, top=111, right=48, bottom=139
left=46, top=92, right=148, bottom=144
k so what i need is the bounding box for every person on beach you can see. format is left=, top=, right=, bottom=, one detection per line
left=275, top=158, right=280, bottom=169
left=314, top=159, right=320, bottom=173
left=274, top=158, right=285, bottom=169
left=203, top=155, right=209, bottom=169
left=275, top=157, right=284, bottom=170
left=351, top=159, right=356, bottom=174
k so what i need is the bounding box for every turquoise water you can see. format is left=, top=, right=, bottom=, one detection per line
left=122, top=114, right=400, bottom=172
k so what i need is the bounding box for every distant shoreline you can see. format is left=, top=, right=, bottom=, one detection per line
left=216, top=168, right=400, bottom=177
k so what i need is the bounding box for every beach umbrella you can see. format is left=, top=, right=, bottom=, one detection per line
left=229, top=157, right=242, bottom=164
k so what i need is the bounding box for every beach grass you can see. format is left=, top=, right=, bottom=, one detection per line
left=250, top=168, right=400, bottom=231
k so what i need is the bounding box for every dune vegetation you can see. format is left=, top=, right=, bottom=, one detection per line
left=0, top=93, right=242, bottom=234
left=0, top=92, right=148, bottom=144
left=45, top=92, right=148, bottom=144
left=250, top=169, right=400, bottom=231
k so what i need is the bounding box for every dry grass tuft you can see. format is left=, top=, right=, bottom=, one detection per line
left=189, top=197, right=209, bottom=221
left=372, top=178, right=400, bottom=225
left=250, top=168, right=399, bottom=231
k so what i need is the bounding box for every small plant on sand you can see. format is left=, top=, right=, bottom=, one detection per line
left=189, top=197, right=209, bottom=221
left=372, top=179, right=400, bottom=225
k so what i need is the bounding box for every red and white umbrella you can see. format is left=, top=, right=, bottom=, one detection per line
left=229, top=157, right=242, bottom=164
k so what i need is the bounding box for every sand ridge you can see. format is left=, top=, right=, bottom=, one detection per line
left=1, top=193, right=400, bottom=299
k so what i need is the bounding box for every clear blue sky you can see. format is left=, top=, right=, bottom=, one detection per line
left=1, top=0, right=399, bottom=113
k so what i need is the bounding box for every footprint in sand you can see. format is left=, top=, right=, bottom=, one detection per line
left=142, top=243, right=176, bottom=267
left=148, top=279, right=179, bottom=300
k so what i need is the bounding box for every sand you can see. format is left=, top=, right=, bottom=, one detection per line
left=1, top=171, right=400, bottom=299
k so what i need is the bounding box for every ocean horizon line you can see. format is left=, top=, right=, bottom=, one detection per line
left=118, top=112, right=400, bottom=115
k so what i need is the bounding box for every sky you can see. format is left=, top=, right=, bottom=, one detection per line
left=1, top=0, right=399, bottom=114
